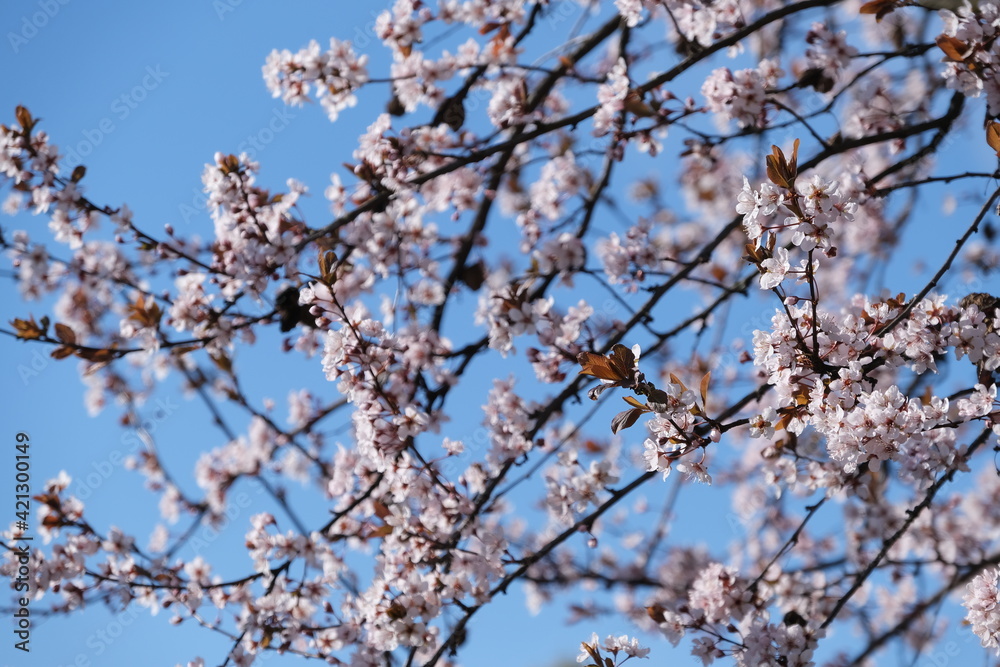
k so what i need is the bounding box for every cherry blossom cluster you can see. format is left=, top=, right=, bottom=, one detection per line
left=596, top=218, right=666, bottom=291
left=637, top=557, right=821, bottom=666
left=544, top=446, right=620, bottom=523
left=201, top=152, right=307, bottom=301
left=750, top=293, right=1000, bottom=473
left=802, top=22, right=858, bottom=93
left=263, top=38, right=369, bottom=122
left=739, top=146, right=859, bottom=295
left=965, top=566, right=1000, bottom=654
left=577, top=632, right=649, bottom=664
left=595, top=58, right=631, bottom=137
left=702, top=59, right=783, bottom=130
left=316, top=300, right=453, bottom=463
left=939, top=2, right=1000, bottom=115
left=576, top=345, right=714, bottom=483
left=842, top=69, right=929, bottom=153
left=614, top=0, right=753, bottom=49
left=476, top=281, right=554, bottom=355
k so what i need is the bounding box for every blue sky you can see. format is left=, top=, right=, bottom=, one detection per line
left=3, top=2, right=1000, bottom=667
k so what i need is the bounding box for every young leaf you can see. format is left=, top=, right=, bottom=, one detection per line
left=50, top=345, right=75, bottom=359
left=577, top=344, right=636, bottom=383
left=859, top=0, right=901, bottom=21
left=15, top=105, right=33, bottom=132
left=987, top=121, right=1000, bottom=156
left=765, top=140, right=799, bottom=189
left=54, top=323, right=77, bottom=345
left=126, top=295, right=163, bottom=329
left=581, top=642, right=602, bottom=666
left=936, top=35, right=970, bottom=64
left=623, top=395, right=647, bottom=409
left=587, top=384, right=610, bottom=401
left=646, top=604, right=666, bottom=623
left=765, top=145, right=788, bottom=188
left=578, top=351, right=617, bottom=380
left=210, top=352, right=233, bottom=374
left=10, top=316, right=45, bottom=340
left=611, top=407, right=644, bottom=434
left=77, top=347, right=115, bottom=363
left=607, top=343, right=637, bottom=381
left=788, top=138, right=799, bottom=182
left=624, top=90, right=656, bottom=117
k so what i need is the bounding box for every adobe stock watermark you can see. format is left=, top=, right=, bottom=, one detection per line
left=213, top=0, right=244, bottom=20
left=70, top=396, right=180, bottom=501
left=16, top=347, right=52, bottom=386
left=54, top=599, right=157, bottom=667
left=178, top=106, right=295, bottom=224
left=188, top=478, right=265, bottom=556
left=7, top=0, right=71, bottom=54
left=63, top=65, right=170, bottom=169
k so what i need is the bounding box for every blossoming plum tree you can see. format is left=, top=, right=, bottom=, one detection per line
left=4, top=1, right=1000, bottom=666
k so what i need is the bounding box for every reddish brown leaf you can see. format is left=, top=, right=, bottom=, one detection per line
left=581, top=641, right=602, bottom=666
left=369, top=524, right=393, bottom=538
left=587, top=384, right=610, bottom=401
left=319, top=250, right=339, bottom=283
left=210, top=352, right=233, bottom=374
left=372, top=500, right=391, bottom=520
left=623, top=90, right=655, bottom=117
left=611, top=407, right=644, bottom=434
left=623, top=395, right=647, bottom=409
left=386, top=600, right=407, bottom=620
left=50, top=346, right=75, bottom=359
left=10, top=316, right=44, bottom=340
left=15, top=105, right=33, bottom=132
left=77, top=347, right=115, bottom=363
left=33, top=492, right=59, bottom=507
left=646, top=604, right=666, bottom=623
left=765, top=140, right=800, bottom=189
left=859, top=0, right=900, bottom=21
left=987, top=121, right=1000, bottom=156
left=54, top=322, right=76, bottom=344
left=218, top=154, right=240, bottom=175
left=577, top=351, right=615, bottom=380
left=789, top=138, right=800, bottom=181
left=936, top=35, right=970, bottom=63
left=765, top=153, right=787, bottom=189
left=607, top=343, right=636, bottom=378
left=126, top=294, right=163, bottom=329
left=774, top=410, right=792, bottom=433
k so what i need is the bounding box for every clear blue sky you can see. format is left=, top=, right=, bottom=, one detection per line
left=3, top=2, right=1000, bottom=667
